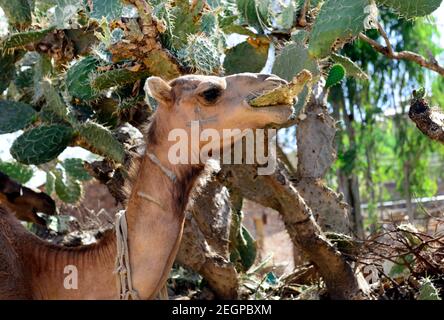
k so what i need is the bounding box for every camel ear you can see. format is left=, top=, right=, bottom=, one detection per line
left=144, top=77, right=172, bottom=105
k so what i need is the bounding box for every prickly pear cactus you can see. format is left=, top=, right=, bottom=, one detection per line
left=91, top=67, right=150, bottom=92
left=417, top=277, right=441, bottom=300
left=223, top=40, right=269, bottom=75
left=0, top=0, right=32, bottom=30
left=76, top=122, right=125, bottom=163
left=0, top=161, right=34, bottom=184
left=1, top=28, right=54, bottom=50
left=66, top=56, right=101, bottom=100
left=376, top=0, right=443, bottom=19
left=10, top=124, right=74, bottom=165
left=54, top=170, right=83, bottom=204
left=308, top=0, right=372, bottom=58
left=176, top=34, right=222, bottom=75
left=331, top=53, right=369, bottom=80
left=325, top=64, right=346, bottom=88
left=62, top=158, right=91, bottom=181
left=272, top=43, right=320, bottom=82
left=0, top=100, right=37, bottom=134
left=86, top=0, right=123, bottom=21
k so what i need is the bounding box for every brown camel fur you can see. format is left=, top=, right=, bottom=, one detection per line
left=0, top=73, right=293, bottom=299
left=0, top=172, right=56, bottom=225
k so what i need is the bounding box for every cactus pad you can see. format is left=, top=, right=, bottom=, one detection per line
left=177, top=34, right=222, bottom=75
left=66, top=56, right=101, bottom=100
left=376, top=0, right=443, bottom=18
left=223, top=40, right=269, bottom=75
left=331, top=53, right=369, bottom=80
left=62, top=158, right=91, bottom=181
left=325, top=64, right=346, bottom=88
left=0, top=161, right=34, bottom=184
left=10, top=124, right=74, bottom=165
left=0, top=100, right=37, bottom=134
left=54, top=170, right=82, bottom=204
left=0, top=0, right=32, bottom=30
left=76, top=122, right=125, bottom=163
left=308, top=0, right=370, bottom=58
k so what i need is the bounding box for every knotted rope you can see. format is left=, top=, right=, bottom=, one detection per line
left=114, top=210, right=140, bottom=300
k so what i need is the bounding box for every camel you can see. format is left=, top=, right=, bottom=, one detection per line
left=0, top=172, right=56, bottom=225
left=0, top=73, right=293, bottom=299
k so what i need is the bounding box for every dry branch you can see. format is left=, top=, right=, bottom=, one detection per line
left=359, top=31, right=444, bottom=76
left=409, top=90, right=444, bottom=144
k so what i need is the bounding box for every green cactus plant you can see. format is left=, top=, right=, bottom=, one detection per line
left=376, top=0, right=443, bottom=19
left=177, top=34, right=222, bottom=75
left=66, top=56, right=102, bottom=100
left=62, top=158, right=91, bottom=181
left=325, top=64, right=346, bottom=88
left=236, top=0, right=271, bottom=33
left=76, top=121, right=125, bottom=163
left=0, top=100, right=37, bottom=134
left=308, top=0, right=370, bottom=58
left=0, top=161, right=34, bottom=184
left=86, top=0, right=123, bottom=21
left=272, top=42, right=319, bottom=82
left=331, top=53, right=369, bottom=80
left=90, top=67, right=150, bottom=92
left=45, top=170, right=56, bottom=196
left=417, top=277, right=441, bottom=300
left=54, top=169, right=82, bottom=204
left=223, top=40, right=269, bottom=75
left=10, top=124, right=74, bottom=165
left=0, top=52, right=17, bottom=93
left=0, top=0, right=32, bottom=30
left=1, top=28, right=54, bottom=50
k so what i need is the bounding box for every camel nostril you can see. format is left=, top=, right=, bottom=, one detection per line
left=260, top=74, right=287, bottom=85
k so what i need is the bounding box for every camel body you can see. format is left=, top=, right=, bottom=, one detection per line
left=0, top=73, right=292, bottom=299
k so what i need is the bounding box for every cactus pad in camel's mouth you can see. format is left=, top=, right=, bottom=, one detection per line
left=248, top=70, right=312, bottom=108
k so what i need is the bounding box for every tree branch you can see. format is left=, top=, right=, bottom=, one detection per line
left=409, top=91, right=444, bottom=144
left=358, top=32, right=444, bottom=76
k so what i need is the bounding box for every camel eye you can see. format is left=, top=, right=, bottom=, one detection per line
left=201, top=87, right=221, bottom=104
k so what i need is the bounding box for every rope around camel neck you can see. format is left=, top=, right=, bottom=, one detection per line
left=114, top=152, right=176, bottom=300
left=114, top=210, right=140, bottom=300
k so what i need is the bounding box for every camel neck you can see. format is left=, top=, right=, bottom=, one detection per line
left=27, top=146, right=203, bottom=299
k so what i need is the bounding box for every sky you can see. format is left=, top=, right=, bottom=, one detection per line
left=0, top=2, right=444, bottom=187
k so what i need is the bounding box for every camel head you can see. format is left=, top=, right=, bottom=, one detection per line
left=145, top=73, right=293, bottom=160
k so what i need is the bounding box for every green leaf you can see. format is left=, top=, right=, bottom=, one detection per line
left=0, top=100, right=37, bottom=134
left=376, top=0, right=443, bottom=18
left=66, top=56, right=101, bottom=100
left=331, top=53, right=369, bottom=80
left=223, top=41, right=269, bottom=75
left=325, top=64, right=346, bottom=88
left=62, top=158, right=91, bottom=181
left=0, top=0, right=32, bottom=30
left=86, top=0, right=123, bottom=21
left=76, top=121, right=125, bottom=163
left=308, top=0, right=370, bottom=58
left=10, top=124, right=74, bottom=165
left=0, top=161, right=33, bottom=184
left=54, top=170, right=82, bottom=204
